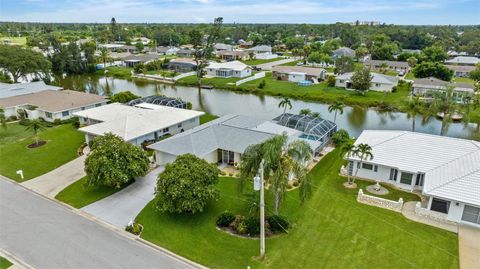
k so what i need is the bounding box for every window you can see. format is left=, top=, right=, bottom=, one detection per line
left=415, top=173, right=425, bottom=186
left=45, top=112, right=52, bottom=119
left=400, top=172, right=413, bottom=185
left=430, top=198, right=450, bottom=214
left=375, top=83, right=381, bottom=87
left=62, top=111, right=69, bottom=117
left=177, top=123, right=182, bottom=128
left=462, top=205, right=480, bottom=224
left=374, top=165, right=378, bottom=172
left=348, top=161, right=354, bottom=176
left=95, top=103, right=102, bottom=107
left=362, top=163, right=373, bottom=170
left=389, top=168, right=398, bottom=181
left=162, top=127, right=169, bottom=133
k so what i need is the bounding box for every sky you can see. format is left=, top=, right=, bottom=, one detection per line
left=0, top=0, right=479, bottom=25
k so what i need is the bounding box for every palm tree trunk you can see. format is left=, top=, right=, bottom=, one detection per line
left=412, top=117, right=416, bottom=132
left=274, top=189, right=280, bottom=214
left=34, top=130, right=39, bottom=145
left=334, top=111, right=337, bottom=123
left=283, top=106, right=287, bottom=115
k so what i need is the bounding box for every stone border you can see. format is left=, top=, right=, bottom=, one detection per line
left=357, top=189, right=404, bottom=212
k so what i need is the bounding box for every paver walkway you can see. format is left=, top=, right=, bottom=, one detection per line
left=255, top=58, right=297, bottom=70
left=0, top=177, right=196, bottom=269
left=21, top=155, right=86, bottom=198
left=81, top=166, right=164, bottom=228
left=401, top=201, right=458, bottom=233
left=458, top=224, right=480, bottom=269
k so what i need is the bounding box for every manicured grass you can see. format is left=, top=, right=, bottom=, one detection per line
left=200, top=114, right=219, bottom=124
left=96, top=67, right=133, bottom=79
left=178, top=73, right=411, bottom=108
left=279, top=60, right=301, bottom=66
left=0, top=123, right=84, bottom=181
left=452, top=76, right=476, bottom=85
left=136, top=149, right=458, bottom=269
left=0, top=256, right=12, bottom=269
left=1, top=36, right=27, bottom=46
left=55, top=176, right=131, bottom=208
left=241, top=58, right=280, bottom=66
left=355, top=179, right=420, bottom=202
left=145, top=70, right=177, bottom=77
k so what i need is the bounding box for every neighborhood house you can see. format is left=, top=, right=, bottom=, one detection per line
left=445, top=56, right=480, bottom=66
left=217, top=50, right=249, bottom=61
left=332, top=47, right=356, bottom=59
left=445, top=65, right=476, bottom=77
left=122, top=54, right=161, bottom=68
left=345, top=130, right=480, bottom=226
left=412, top=77, right=474, bottom=102
left=168, top=58, right=197, bottom=72
left=272, top=66, right=326, bottom=83
left=0, top=81, right=62, bottom=98
left=363, top=59, right=409, bottom=72
left=0, top=90, right=107, bottom=122
left=73, top=103, right=204, bottom=146
left=247, top=45, right=277, bottom=59
left=205, top=61, right=251, bottom=78
left=335, top=72, right=399, bottom=92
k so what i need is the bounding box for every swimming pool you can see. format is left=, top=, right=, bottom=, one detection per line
left=299, top=134, right=320, bottom=141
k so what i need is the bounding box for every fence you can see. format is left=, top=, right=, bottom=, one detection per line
left=235, top=72, right=266, bottom=86
left=357, top=189, right=404, bottom=212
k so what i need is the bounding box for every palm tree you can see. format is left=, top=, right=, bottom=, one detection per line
left=311, top=112, right=321, bottom=118
left=240, top=134, right=312, bottom=213
left=328, top=101, right=345, bottom=123
left=99, top=47, right=110, bottom=70
left=0, top=107, right=6, bottom=129
left=299, top=108, right=312, bottom=116
left=25, top=119, right=46, bottom=146
left=278, top=97, right=292, bottom=115
left=350, top=143, right=373, bottom=185
left=341, top=142, right=356, bottom=184
left=404, top=97, right=422, bottom=132
left=431, top=86, right=458, bottom=136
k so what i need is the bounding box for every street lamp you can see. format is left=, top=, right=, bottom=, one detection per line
left=254, top=159, right=265, bottom=259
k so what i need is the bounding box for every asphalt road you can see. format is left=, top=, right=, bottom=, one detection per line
left=0, top=177, right=195, bottom=269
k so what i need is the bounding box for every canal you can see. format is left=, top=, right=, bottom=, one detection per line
left=58, top=75, right=478, bottom=140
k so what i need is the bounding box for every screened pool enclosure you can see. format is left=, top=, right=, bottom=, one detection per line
left=127, top=95, right=188, bottom=109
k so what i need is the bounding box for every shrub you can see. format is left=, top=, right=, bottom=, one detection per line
left=391, top=86, right=397, bottom=93
left=110, top=91, right=140, bottom=104
left=7, top=115, right=17, bottom=121
left=216, top=211, right=235, bottom=227
left=258, top=79, right=266, bottom=89
left=331, top=129, right=350, bottom=146
left=292, top=181, right=299, bottom=187
left=230, top=215, right=247, bottom=234
left=18, top=119, right=30, bottom=126
left=245, top=217, right=260, bottom=236
left=326, top=75, right=336, bottom=87
left=228, top=173, right=234, bottom=177
left=267, top=215, right=290, bottom=233
left=53, top=119, right=62, bottom=125
left=125, top=222, right=143, bottom=235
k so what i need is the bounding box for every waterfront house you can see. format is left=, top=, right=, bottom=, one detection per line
left=73, top=103, right=204, bottom=146
left=335, top=72, right=399, bottom=92
left=445, top=56, right=480, bottom=66
left=168, top=58, right=197, bottom=72
left=412, top=77, right=474, bottom=102
left=205, top=61, right=251, bottom=78
left=272, top=66, right=326, bottom=83
left=0, top=90, right=107, bottom=122
left=0, top=81, right=62, bottom=99
left=345, top=130, right=480, bottom=226
left=122, top=54, right=161, bottom=68
left=445, top=65, right=476, bottom=77
left=217, top=50, right=249, bottom=61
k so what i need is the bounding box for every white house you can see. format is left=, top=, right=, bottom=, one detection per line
left=149, top=114, right=336, bottom=166
left=412, top=77, right=474, bottom=102
left=332, top=47, right=356, bottom=59
left=345, top=130, right=480, bottom=226
left=73, top=103, right=204, bottom=146
left=272, top=66, right=326, bottom=83
left=335, top=72, right=399, bottom=92
left=445, top=65, right=476, bottom=77
left=0, top=81, right=62, bottom=99
left=247, top=45, right=277, bottom=60
left=445, top=56, right=480, bottom=66
left=0, top=90, right=107, bottom=122
left=205, top=61, right=252, bottom=78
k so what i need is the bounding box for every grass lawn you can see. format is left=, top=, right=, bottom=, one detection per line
left=200, top=114, right=219, bottom=124
left=0, top=256, right=12, bottom=269
left=241, top=58, right=280, bottom=66
left=0, top=36, right=27, bottom=46
left=404, top=72, right=416, bottom=80
left=0, top=123, right=84, bottom=181
left=179, top=75, right=243, bottom=88
left=96, top=67, right=133, bottom=80
left=451, top=76, right=476, bottom=85
left=279, top=60, right=301, bottom=66
left=145, top=70, right=176, bottom=77
left=55, top=176, right=132, bottom=208
left=135, top=149, right=458, bottom=269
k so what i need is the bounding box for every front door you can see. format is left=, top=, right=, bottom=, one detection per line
left=221, top=150, right=235, bottom=165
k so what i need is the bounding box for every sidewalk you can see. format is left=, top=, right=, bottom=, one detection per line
left=458, top=224, right=480, bottom=269
left=401, top=201, right=458, bottom=233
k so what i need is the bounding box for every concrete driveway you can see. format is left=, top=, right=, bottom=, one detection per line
left=255, top=58, right=297, bottom=70
left=82, top=166, right=164, bottom=228
left=21, top=155, right=86, bottom=198
left=0, top=177, right=196, bottom=269
left=458, top=224, right=480, bottom=269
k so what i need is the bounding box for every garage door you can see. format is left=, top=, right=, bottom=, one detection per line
left=462, top=205, right=480, bottom=225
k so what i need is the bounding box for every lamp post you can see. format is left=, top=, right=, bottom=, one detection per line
left=254, top=159, right=265, bottom=259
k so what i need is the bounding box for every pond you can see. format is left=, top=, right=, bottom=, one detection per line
left=58, top=75, right=478, bottom=140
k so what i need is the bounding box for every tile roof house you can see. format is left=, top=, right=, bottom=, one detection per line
left=272, top=66, right=327, bottom=83
left=0, top=90, right=107, bottom=122
left=332, top=47, right=356, bottom=59
left=73, top=103, right=204, bottom=146
left=345, top=130, right=480, bottom=226
left=445, top=65, right=476, bottom=77
left=364, top=59, right=410, bottom=71
left=0, top=81, right=62, bottom=99
left=335, top=72, right=399, bottom=92
left=168, top=58, right=198, bottom=72
left=445, top=56, right=480, bottom=66
left=217, top=50, right=249, bottom=61
left=412, top=77, right=474, bottom=102
left=205, top=61, right=251, bottom=78
left=122, top=54, right=161, bottom=68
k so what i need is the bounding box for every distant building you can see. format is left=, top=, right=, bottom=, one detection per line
left=205, top=61, right=251, bottom=78
left=217, top=50, right=249, bottom=61
left=168, top=58, right=197, bottom=72
left=0, top=90, right=107, bottom=122
left=272, top=66, right=326, bottom=83
left=445, top=56, right=480, bottom=66
left=445, top=65, right=476, bottom=78
left=213, top=43, right=233, bottom=52
left=0, top=81, right=62, bottom=99
left=332, top=47, right=356, bottom=59
left=335, top=72, right=399, bottom=92
left=412, top=77, right=474, bottom=102
left=247, top=45, right=277, bottom=59
left=364, top=60, right=410, bottom=72
left=122, top=54, right=161, bottom=68
left=176, top=49, right=195, bottom=58
left=156, top=46, right=179, bottom=55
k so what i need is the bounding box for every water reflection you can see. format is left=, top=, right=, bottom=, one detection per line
left=56, top=75, right=477, bottom=140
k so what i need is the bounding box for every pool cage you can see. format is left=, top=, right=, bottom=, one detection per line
left=273, top=113, right=337, bottom=152
left=127, top=95, right=188, bottom=109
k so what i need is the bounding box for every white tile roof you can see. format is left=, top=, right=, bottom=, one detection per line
left=74, top=103, right=204, bottom=142
left=350, top=130, right=480, bottom=206
left=336, top=72, right=398, bottom=85
left=0, top=81, right=62, bottom=98
left=445, top=56, right=480, bottom=65
left=207, top=60, right=250, bottom=71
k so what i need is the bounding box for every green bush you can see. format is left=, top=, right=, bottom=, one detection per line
left=391, top=86, right=397, bottom=93
left=7, top=115, right=18, bottom=121
left=53, top=119, right=62, bottom=125
left=331, top=129, right=350, bottom=146
left=245, top=217, right=260, bottom=236
left=267, top=215, right=290, bottom=233
left=125, top=222, right=143, bottom=235
left=292, top=181, right=299, bottom=187
left=326, top=75, right=336, bottom=87
left=230, top=215, right=247, bottom=234
left=216, top=211, right=236, bottom=227
left=258, top=79, right=266, bottom=89
left=18, top=119, right=30, bottom=126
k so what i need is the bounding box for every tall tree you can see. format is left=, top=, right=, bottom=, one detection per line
left=25, top=119, right=46, bottom=146
left=0, top=45, right=51, bottom=83
left=334, top=56, right=354, bottom=74
left=110, top=17, right=117, bottom=39
left=328, top=101, right=345, bottom=123
left=0, top=107, right=7, bottom=129
left=278, top=97, right=292, bottom=114
left=351, top=68, right=372, bottom=95
left=349, top=143, right=373, bottom=185
left=99, top=47, right=110, bottom=69
left=404, top=97, right=423, bottom=132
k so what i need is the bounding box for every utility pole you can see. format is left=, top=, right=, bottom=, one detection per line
left=259, top=159, right=265, bottom=259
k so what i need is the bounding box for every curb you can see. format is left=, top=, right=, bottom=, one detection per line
left=0, top=248, right=34, bottom=269
left=0, top=176, right=207, bottom=269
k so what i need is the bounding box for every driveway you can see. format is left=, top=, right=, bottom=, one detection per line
left=0, top=177, right=196, bottom=269
left=458, top=224, right=480, bottom=269
left=21, top=155, right=86, bottom=198
left=255, top=58, right=298, bottom=70
left=82, top=166, right=164, bottom=228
